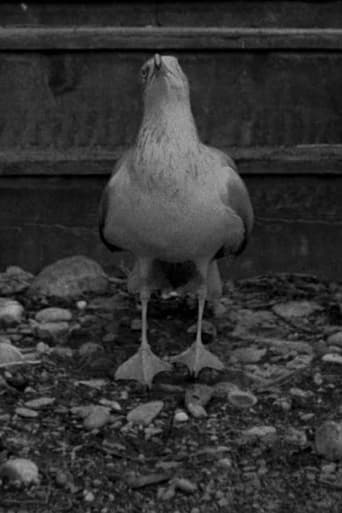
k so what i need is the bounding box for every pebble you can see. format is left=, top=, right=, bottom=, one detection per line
left=52, top=346, right=73, bottom=358
left=272, top=300, right=322, bottom=319
left=127, top=401, right=164, bottom=426
left=316, top=420, right=342, bottom=460
left=243, top=425, right=277, bottom=440
left=230, top=346, right=266, bottom=364
left=99, top=398, right=121, bottom=412
left=0, top=298, right=24, bottom=326
left=285, top=427, right=307, bottom=446
left=185, top=384, right=213, bottom=418
left=36, top=341, right=51, bottom=354
left=79, top=342, right=103, bottom=356
left=76, top=300, right=87, bottom=310
left=84, top=491, right=95, bottom=502
left=87, top=408, right=110, bottom=430
left=322, top=353, right=342, bottom=365
left=72, top=404, right=111, bottom=430
left=35, top=321, right=69, bottom=342
left=174, top=410, right=189, bottom=422
left=35, top=307, right=72, bottom=323
left=217, top=457, right=232, bottom=469
left=15, top=407, right=39, bottom=418
left=327, top=331, right=342, bottom=346
left=321, top=462, right=337, bottom=474
left=0, top=342, right=23, bottom=364
left=213, top=381, right=239, bottom=398
left=173, top=477, right=197, bottom=493
left=289, top=387, right=312, bottom=399
left=102, top=333, right=117, bottom=343
left=0, top=458, right=39, bottom=486
left=228, top=389, right=258, bottom=409
left=24, top=397, right=55, bottom=409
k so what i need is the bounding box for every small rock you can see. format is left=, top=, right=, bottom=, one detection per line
left=35, top=307, right=72, bottom=323
left=273, top=397, right=292, bottom=411
left=75, top=379, right=107, bottom=389
left=24, top=397, right=55, bottom=409
left=173, top=477, right=197, bottom=493
left=185, top=384, right=213, bottom=418
left=0, top=298, right=24, bottom=326
left=0, top=342, right=23, bottom=365
left=0, top=458, right=39, bottom=486
left=228, top=389, right=258, bottom=409
left=83, top=406, right=111, bottom=430
left=285, top=427, right=307, bottom=446
left=313, top=372, right=323, bottom=385
left=213, top=381, right=239, bottom=398
left=36, top=341, right=51, bottom=354
left=99, top=398, right=121, bottom=412
left=321, top=462, right=337, bottom=474
left=217, top=457, right=232, bottom=469
left=29, top=255, right=108, bottom=299
left=15, top=407, right=39, bottom=418
left=127, top=401, right=164, bottom=426
left=0, top=266, right=33, bottom=295
left=174, top=410, right=189, bottom=423
left=272, top=300, right=322, bottom=319
left=79, top=342, right=103, bottom=357
left=71, top=404, right=111, bottom=429
left=35, top=321, right=69, bottom=342
left=243, top=425, right=277, bottom=440
left=76, top=300, right=87, bottom=310
left=102, top=333, right=117, bottom=343
left=84, top=491, right=95, bottom=502
left=125, top=471, right=171, bottom=489
left=289, top=387, right=313, bottom=399
left=327, top=331, right=342, bottom=346
left=316, top=421, right=342, bottom=460
left=230, top=346, right=266, bottom=364
left=52, top=346, right=73, bottom=358
left=322, top=353, right=342, bottom=365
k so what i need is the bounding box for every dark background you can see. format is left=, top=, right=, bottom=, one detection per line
left=0, top=1, right=341, bottom=279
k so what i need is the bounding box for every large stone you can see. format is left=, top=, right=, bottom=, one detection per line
left=0, top=266, right=34, bottom=295
left=0, top=298, right=24, bottom=326
left=29, top=256, right=108, bottom=299
left=35, top=307, right=72, bottom=323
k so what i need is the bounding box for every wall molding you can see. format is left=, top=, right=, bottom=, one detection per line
left=0, top=27, right=342, bottom=50
left=0, top=145, right=341, bottom=176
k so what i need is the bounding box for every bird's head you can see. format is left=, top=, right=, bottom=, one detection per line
left=140, top=54, right=190, bottom=113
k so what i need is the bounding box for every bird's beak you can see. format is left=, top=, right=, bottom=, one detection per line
left=154, top=53, right=162, bottom=71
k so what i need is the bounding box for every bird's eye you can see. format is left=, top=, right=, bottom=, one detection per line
left=140, top=67, right=149, bottom=80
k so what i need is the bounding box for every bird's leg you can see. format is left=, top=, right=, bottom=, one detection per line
left=171, top=262, right=224, bottom=377
left=115, top=260, right=171, bottom=388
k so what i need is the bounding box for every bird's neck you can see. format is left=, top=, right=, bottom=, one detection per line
left=135, top=101, right=200, bottom=173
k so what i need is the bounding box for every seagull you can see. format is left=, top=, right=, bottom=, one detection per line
left=99, top=54, right=254, bottom=387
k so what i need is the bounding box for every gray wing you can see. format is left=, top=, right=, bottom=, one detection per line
left=98, top=149, right=132, bottom=252
left=215, top=160, right=254, bottom=259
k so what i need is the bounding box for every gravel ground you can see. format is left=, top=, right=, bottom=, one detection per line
left=1, top=269, right=342, bottom=512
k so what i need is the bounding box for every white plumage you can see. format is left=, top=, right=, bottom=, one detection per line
left=99, top=55, right=253, bottom=387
